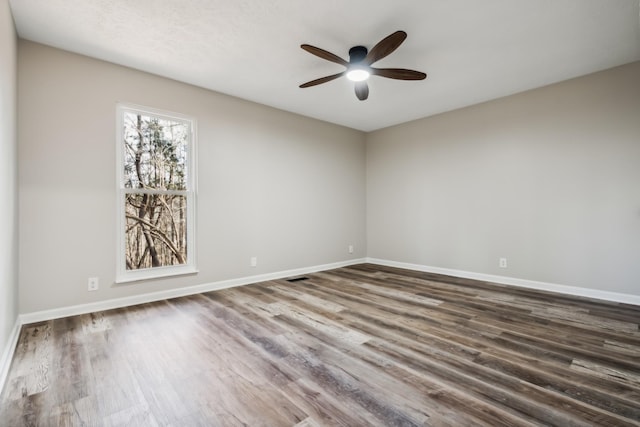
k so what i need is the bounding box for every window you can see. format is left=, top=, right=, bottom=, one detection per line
left=116, top=104, right=197, bottom=282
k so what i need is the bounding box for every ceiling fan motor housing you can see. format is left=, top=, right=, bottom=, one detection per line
left=348, top=46, right=368, bottom=64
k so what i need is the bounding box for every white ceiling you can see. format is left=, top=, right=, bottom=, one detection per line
left=9, top=0, right=640, bottom=132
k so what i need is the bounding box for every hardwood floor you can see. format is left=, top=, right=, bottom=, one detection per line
left=1, top=264, right=639, bottom=426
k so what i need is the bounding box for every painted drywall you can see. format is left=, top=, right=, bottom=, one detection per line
left=367, top=61, right=640, bottom=296
left=18, top=41, right=366, bottom=313
left=0, top=0, right=19, bottom=372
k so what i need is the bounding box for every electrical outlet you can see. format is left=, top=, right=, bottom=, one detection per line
left=250, top=257, right=257, bottom=267
left=88, top=277, right=99, bottom=291
left=499, top=258, right=508, bottom=269
left=348, top=245, right=354, bottom=254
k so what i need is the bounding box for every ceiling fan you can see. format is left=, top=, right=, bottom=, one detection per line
left=299, top=30, right=426, bottom=101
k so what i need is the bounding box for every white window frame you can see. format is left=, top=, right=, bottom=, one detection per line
left=115, top=103, right=198, bottom=283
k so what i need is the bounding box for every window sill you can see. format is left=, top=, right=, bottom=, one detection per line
left=115, top=266, right=199, bottom=284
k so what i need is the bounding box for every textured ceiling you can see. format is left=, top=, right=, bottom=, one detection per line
left=9, top=0, right=640, bottom=131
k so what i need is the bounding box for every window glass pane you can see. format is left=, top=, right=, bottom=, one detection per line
left=125, top=193, right=188, bottom=270
left=123, top=112, right=189, bottom=190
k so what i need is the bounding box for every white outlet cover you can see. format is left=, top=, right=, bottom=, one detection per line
left=88, top=277, right=99, bottom=291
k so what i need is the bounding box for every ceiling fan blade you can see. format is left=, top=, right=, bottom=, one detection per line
left=301, top=44, right=349, bottom=66
left=371, top=68, right=427, bottom=80
left=355, top=81, right=369, bottom=101
left=365, top=31, right=407, bottom=65
left=299, top=72, right=346, bottom=88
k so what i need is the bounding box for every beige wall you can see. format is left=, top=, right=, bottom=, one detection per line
left=18, top=41, right=366, bottom=313
left=367, top=61, right=640, bottom=295
left=0, top=0, right=18, bottom=361
left=15, top=38, right=640, bottom=314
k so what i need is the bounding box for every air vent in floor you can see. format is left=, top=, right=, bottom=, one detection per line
left=286, top=277, right=310, bottom=283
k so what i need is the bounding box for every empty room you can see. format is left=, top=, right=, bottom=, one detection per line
left=1, top=0, right=639, bottom=425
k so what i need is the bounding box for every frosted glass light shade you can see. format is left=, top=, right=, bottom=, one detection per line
left=346, top=68, right=370, bottom=82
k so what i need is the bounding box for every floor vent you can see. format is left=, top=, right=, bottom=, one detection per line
left=286, top=277, right=310, bottom=283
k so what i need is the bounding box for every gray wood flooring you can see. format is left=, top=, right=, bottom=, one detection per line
left=1, top=264, right=639, bottom=426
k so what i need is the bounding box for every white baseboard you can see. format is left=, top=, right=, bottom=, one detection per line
left=366, top=258, right=640, bottom=306
left=0, top=317, right=22, bottom=396
left=19, top=258, right=367, bottom=325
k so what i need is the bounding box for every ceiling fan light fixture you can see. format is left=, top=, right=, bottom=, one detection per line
left=346, top=66, right=370, bottom=82
left=299, top=31, right=426, bottom=100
